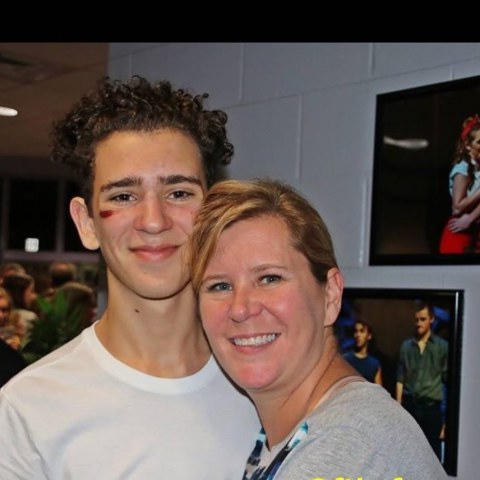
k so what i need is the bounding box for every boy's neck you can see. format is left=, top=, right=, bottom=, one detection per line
left=95, top=282, right=210, bottom=378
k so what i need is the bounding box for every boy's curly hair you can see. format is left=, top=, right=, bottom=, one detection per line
left=50, top=76, right=233, bottom=205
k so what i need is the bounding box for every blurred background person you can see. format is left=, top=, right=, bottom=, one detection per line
left=0, top=262, right=26, bottom=285
left=0, top=286, right=27, bottom=349
left=0, top=287, right=12, bottom=330
left=0, top=287, right=26, bottom=386
left=42, top=261, right=78, bottom=300
left=0, top=327, right=22, bottom=351
left=2, top=273, right=38, bottom=344
left=22, top=281, right=96, bottom=364
left=343, top=320, right=382, bottom=385
left=54, top=281, right=97, bottom=330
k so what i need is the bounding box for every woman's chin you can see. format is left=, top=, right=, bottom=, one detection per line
left=226, top=364, right=278, bottom=393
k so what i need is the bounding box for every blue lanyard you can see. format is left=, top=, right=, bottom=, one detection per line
left=243, top=422, right=308, bottom=480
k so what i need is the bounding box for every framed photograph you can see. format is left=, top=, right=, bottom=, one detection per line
left=370, top=74, right=480, bottom=265
left=335, top=288, right=463, bottom=476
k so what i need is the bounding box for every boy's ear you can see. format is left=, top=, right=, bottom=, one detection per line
left=69, top=197, right=100, bottom=251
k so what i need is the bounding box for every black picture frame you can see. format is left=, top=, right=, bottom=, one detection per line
left=336, top=288, right=463, bottom=476
left=370, top=74, right=480, bottom=265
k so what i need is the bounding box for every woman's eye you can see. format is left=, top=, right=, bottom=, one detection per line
left=206, top=282, right=231, bottom=292
left=260, top=274, right=281, bottom=285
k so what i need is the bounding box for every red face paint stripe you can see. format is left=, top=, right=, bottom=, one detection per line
left=99, top=210, right=114, bottom=218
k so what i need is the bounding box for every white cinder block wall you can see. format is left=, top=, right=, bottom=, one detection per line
left=109, top=42, right=480, bottom=479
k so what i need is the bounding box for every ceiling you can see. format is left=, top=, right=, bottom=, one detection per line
left=0, top=43, right=109, bottom=159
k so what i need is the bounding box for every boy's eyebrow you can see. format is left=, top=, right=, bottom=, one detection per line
left=99, top=175, right=203, bottom=193
left=160, top=175, right=203, bottom=187
left=100, top=176, right=141, bottom=193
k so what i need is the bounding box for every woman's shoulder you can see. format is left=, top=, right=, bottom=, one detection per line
left=311, top=381, right=394, bottom=420
left=277, top=382, right=447, bottom=480
left=307, top=381, right=424, bottom=441
left=450, top=159, right=470, bottom=178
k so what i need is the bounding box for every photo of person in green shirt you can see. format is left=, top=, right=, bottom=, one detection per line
left=396, top=301, right=448, bottom=460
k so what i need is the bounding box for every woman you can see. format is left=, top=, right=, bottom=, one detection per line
left=2, top=273, right=38, bottom=341
left=439, top=115, right=480, bottom=253
left=191, top=179, right=447, bottom=479
left=0, top=285, right=26, bottom=347
left=2, top=273, right=37, bottom=310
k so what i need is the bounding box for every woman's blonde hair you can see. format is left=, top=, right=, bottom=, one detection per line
left=190, top=179, right=338, bottom=293
left=452, top=115, right=480, bottom=189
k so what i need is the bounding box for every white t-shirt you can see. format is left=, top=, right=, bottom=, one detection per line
left=0, top=324, right=260, bottom=479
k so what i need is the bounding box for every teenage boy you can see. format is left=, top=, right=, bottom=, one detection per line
left=0, top=77, right=259, bottom=479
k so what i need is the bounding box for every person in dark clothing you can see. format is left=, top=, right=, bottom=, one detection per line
left=343, top=320, right=382, bottom=385
left=0, top=337, right=26, bottom=387
left=0, top=287, right=26, bottom=386
left=396, top=301, right=448, bottom=460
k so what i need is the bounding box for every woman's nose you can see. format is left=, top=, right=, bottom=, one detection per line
left=228, top=287, right=262, bottom=323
